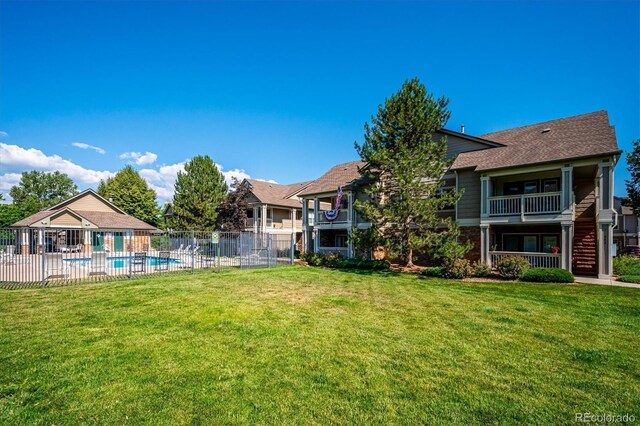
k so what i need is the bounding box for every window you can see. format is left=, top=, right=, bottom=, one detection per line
left=335, top=235, right=348, bottom=248
left=542, top=179, right=559, bottom=193
left=523, top=236, right=537, bottom=252
left=524, top=181, right=538, bottom=194
left=542, top=235, right=559, bottom=253
left=504, top=182, right=523, bottom=196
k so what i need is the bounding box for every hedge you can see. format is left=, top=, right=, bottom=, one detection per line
left=618, top=275, right=640, bottom=284
left=522, top=267, right=575, bottom=283
left=335, top=259, right=390, bottom=270
left=421, top=267, right=444, bottom=277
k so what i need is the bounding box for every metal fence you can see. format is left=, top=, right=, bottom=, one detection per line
left=0, top=228, right=296, bottom=289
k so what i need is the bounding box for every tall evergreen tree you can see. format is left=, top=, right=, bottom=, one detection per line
left=9, top=171, right=78, bottom=217
left=215, top=178, right=250, bottom=231
left=170, top=155, right=227, bottom=230
left=98, top=165, right=160, bottom=226
left=625, top=138, right=640, bottom=215
left=354, top=78, right=468, bottom=267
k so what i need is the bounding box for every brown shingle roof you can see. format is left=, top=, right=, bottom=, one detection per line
left=298, top=160, right=366, bottom=196
left=451, top=111, right=620, bottom=171
left=12, top=207, right=157, bottom=230
left=245, top=179, right=311, bottom=208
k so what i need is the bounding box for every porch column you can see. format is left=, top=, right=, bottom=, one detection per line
left=83, top=230, right=91, bottom=253
left=561, top=166, right=573, bottom=213
left=20, top=228, right=29, bottom=255
left=480, top=176, right=490, bottom=218
left=37, top=228, right=44, bottom=254
left=301, top=200, right=309, bottom=252
left=314, top=229, right=320, bottom=253
left=480, top=225, right=490, bottom=265
left=561, top=223, right=573, bottom=272
left=261, top=205, right=267, bottom=234
left=253, top=207, right=259, bottom=233
left=291, top=208, right=296, bottom=233
left=347, top=192, right=353, bottom=224
left=598, top=223, right=614, bottom=279
left=347, top=228, right=353, bottom=258
left=597, top=161, right=614, bottom=279
left=314, top=197, right=319, bottom=224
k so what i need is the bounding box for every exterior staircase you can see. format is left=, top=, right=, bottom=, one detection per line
left=572, top=221, right=598, bottom=276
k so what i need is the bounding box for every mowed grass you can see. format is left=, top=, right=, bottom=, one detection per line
left=1, top=267, right=639, bottom=425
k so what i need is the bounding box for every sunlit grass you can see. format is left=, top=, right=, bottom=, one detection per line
left=1, top=267, right=638, bottom=424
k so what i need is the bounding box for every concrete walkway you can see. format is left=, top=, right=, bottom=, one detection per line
left=574, top=276, right=640, bottom=289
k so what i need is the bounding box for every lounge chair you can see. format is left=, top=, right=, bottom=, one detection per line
left=70, top=244, right=82, bottom=253
left=45, top=253, right=69, bottom=279
left=89, top=252, right=108, bottom=276
left=132, top=252, right=147, bottom=273
left=175, top=244, right=184, bottom=253
left=155, top=251, right=170, bottom=271
left=59, top=245, right=69, bottom=253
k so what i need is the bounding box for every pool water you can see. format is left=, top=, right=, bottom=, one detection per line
left=64, top=255, right=181, bottom=268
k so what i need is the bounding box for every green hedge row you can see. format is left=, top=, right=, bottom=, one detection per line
left=618, top=275, right=640, bottom=284
left=522, top=267, right=575, bottom=283
left=336, top=259, right=391, bottom=270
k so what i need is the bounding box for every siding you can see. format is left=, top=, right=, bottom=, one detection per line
left=62, top=193, right=119, bottom=213
left=439, top=132, right=491, bottom=160
left=574, top=178, right=596, bottom=221
left=50, top=211, right=82, bottom=226
left=457, top=170, right=481, bottom=219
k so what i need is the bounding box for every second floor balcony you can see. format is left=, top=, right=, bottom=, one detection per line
left=488, top=192, right=563, bottom=217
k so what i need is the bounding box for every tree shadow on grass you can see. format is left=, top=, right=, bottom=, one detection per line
left=335, top=268, right=402, bottom=278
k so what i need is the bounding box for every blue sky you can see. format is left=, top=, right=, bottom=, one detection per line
left=1, top=0, right=638, bottom=203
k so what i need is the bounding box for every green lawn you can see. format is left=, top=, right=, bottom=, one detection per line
left=1, top=267, right=638, bottom=425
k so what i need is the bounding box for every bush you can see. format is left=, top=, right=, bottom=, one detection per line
left=308, top=253, right=325, bottom=267
left=614, top=255, right=640, bottom=276
left=323, top=252, right=344, bottom=268
left=496, top=256, right=530, bottom=280
left=618, top=275, right=640, bottom=284
left=472, top=262, right=493, bottom=278
left=336, top=258, right=390, bottom=270
left=522, top=267, right=575, bottom=283
left=442, top=258, right=473, bottom=279
left=421, top=267, right=444, bottom=277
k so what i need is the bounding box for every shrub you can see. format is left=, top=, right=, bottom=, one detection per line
left=442, top=258, right=473, bottom=279
left=613, top=255, right=640, bottom=276
left=522, top=267, right=575, bottom=283
left=336, top=258, right=390, bottom=270
left=421, top=267, right=444, bottom=277
left=299, top=251, right=313, bottom=263
left=618, top=275, right=640, bottom=284
left=472, top=261, right=493, bottom=278
left=496, top=256, right=530, bottom=280
left=294, top=250, right=300, bottom=259
left=308, top=253, right=326, bottom=267
left=323, top=252, right=344, bottom=268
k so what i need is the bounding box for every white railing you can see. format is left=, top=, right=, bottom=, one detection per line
left=316, top=210, right=348, bottom=224
left=318, top=247, right=349, bottom=256
left=489, top=192, right=562, bottom=216
left=490, top=251, right=560, bottom=268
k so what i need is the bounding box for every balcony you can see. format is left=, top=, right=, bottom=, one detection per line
left=316, top=210, right=348, bottom=225
left=490, top=251, right=560, bottom=268
left=488, top=192, right=562, bottom=217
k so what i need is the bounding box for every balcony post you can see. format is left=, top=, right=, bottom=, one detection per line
left=561, top=223, right=572, bottom=272
left=561, top=166, right=573, bottom=213
left=253, top=207, right=259, bottom=234
left=520, top=195, right=525, bottom=221
left=480, top=224, right=490, bottom=266
left=261, top=205, right=267, bottom=234
left=347, top=192, right=353, bottom=224
left=314, top=197, right=319, bottom=225
left=480, top=176, right=490, bottom=218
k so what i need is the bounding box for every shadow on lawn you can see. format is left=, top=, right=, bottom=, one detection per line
left=335, top=268, right=402, bottom=277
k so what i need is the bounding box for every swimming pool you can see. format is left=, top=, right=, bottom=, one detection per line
left=64, top=255, right=182, bottom=268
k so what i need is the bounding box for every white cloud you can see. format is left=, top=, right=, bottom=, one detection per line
left=119, top=151, right=158, bottom=165
left=72, top=142, right=106, bottom=155
left=0, top=143, right=114, bottom=185
left=0, top=131, right=7, bottom=138
left=139, top=162, right=186, bottom=202
left=255, top=178, right=278, bottom=184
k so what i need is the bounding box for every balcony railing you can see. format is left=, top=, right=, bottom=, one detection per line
left=489, top=192, right=562, bottom=217
left=490, top=251, right=560, bottom=268
left=316, top=210, right=348, bottom=224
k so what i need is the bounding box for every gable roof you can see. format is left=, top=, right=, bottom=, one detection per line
left=298, top=160, right=366, bottom=196
left=244, top=179, right=311, bottom=209
left=12, top=189, right=157, bottom=230
left=451, top=111, right=621, bottom=172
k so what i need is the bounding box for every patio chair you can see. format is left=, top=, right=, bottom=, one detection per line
left=45, top=253, right=69, bottom=279
left=59, top=245, right=69, bottom=253
left=70, top=244, right=82, bottom=253
left=155, top=251, right=170, bottom=271
left=89, top=252, right=108, bottom=276
left=132, top=252, right=147, bottom=273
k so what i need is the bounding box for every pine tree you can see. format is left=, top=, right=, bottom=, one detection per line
left=170, top=155, right=227, bottom=231
left=97, top=165, right=160, bottom=226
left=354, top=78, right=468, bottom=267
left=215, top=178, right=250, bottom=231
left=625, top=138, right=640, bottom=215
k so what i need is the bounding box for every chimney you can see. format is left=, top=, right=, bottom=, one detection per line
left=460, top=124, right=465, bottom=134
left=109, top=194, right=114, bottom=203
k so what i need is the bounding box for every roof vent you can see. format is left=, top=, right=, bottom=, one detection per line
left=460, top=124, right=465, bottom=134
left=541, top=128, right=551, bottom=133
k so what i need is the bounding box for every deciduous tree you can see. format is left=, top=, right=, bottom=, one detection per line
left=98, top=165, right=160, bottom=226
left=9, top=171, right=78, bottom=217
left=216, top=178, right=250, bottom=231
left=625, top=138, right=640, bottom=215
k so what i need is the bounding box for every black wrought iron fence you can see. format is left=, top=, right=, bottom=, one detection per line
left=0, top=228, right=293, bottom=289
